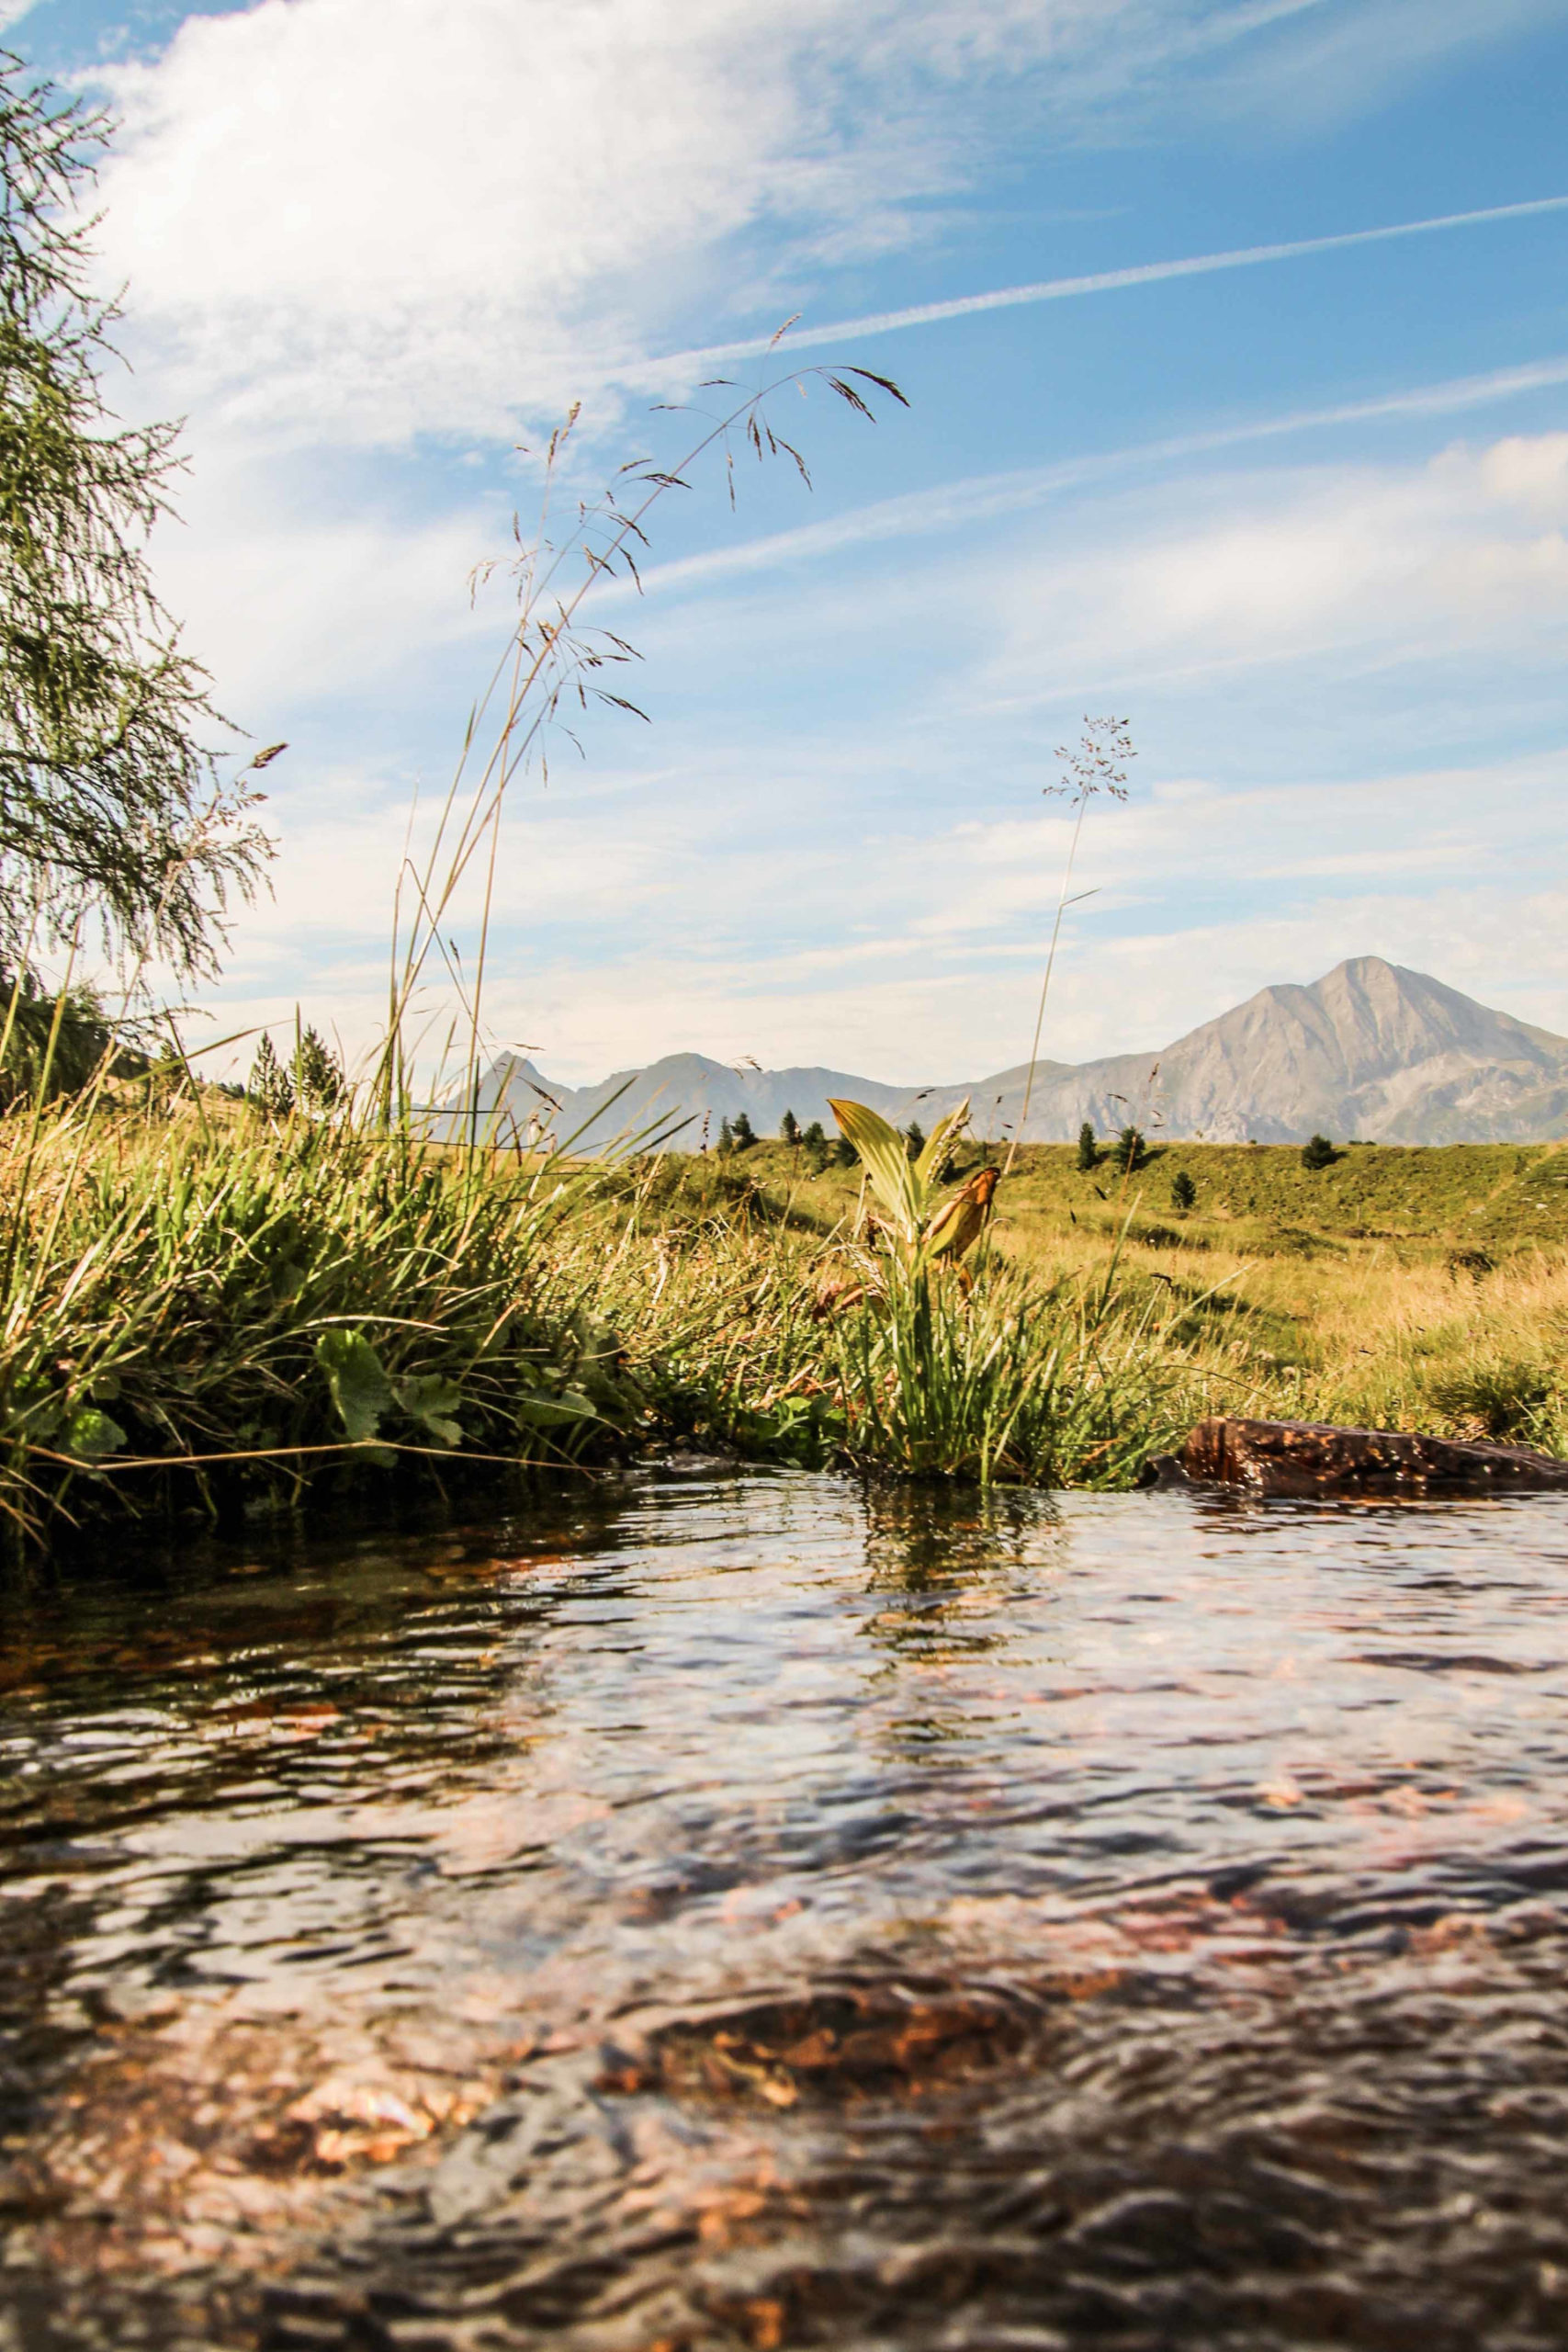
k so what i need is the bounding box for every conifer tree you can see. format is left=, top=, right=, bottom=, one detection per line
left=1170, top=1168, right=1196, bottom=1213
left=731, top=1109, right=756, bottom=1151
left=904, top=1119, right=925, bottom=1161
left=780, top=1107, right=799, bottom=1146
left=293, top=1024, right=344, bottom=1116
left=1077, top=1120, right=1097, bottom=1171
left=716, top=1115, right=734, bottom=1157
left=0, top=58, right=272, bottom=978
left=249, top=1031, right=292, bottom=1115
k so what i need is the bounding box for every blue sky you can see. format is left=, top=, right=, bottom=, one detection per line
left=15, top=0, right=1568, bottom=1082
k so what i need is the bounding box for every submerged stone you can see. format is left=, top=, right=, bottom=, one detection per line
left=1142, top=1414, right=1568, bottom=1499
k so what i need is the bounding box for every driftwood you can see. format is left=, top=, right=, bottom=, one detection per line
left=1140, top=1415, right=1568, bottom=1500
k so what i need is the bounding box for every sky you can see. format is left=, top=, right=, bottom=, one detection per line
left=13, top=0, right=1568, bottom=1085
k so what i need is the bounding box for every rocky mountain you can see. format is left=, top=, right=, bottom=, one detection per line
left=438, top=959, right=1568, bottom=1150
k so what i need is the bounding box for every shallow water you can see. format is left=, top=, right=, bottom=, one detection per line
left=4, top=1469, right=1568, bottom=2348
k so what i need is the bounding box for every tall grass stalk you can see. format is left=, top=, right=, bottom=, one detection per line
left=1004, top=718, right=1134, bottom=1178
left=376, top=359, right=907, bottom=1138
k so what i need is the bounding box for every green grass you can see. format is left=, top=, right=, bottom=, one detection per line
left=722, top=1136, right=1568, bottom=1260
left=5, top=1118, right=1568, bottom=1556
left=0, top=1106, right=651, bottom=1547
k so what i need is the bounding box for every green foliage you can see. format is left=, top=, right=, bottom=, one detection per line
left=1302, top=1132, right=1337, bottom=1170
left=830, top=1252, right=1186, bottom=1487
left=0, top=1112, right=651, bottom=1546
left=1114, top=1125, right=1145, bottom=1175
left=904, top=1118, right=926, bottom=1160
left=1077, top=1120, right=1097, bottom=1171
left=249, top=1032, right=292, bottom=1116
left=832, top=1133, right=856, bottom=1168
left=800, top=1118, right=828, bottom=1171
left=314, top=1329, right=396, bottom=1445
left=779, top=1107, right=799, bottom=1146
left=315, top=1329, right=466, bottom=1453
left=1170, top=1169, right=1197, bottom=1213
left=829, top=1095, right=972, bottom=1263
left=0, top=968, right=128, bottom=1104
left=1425, top=1354, right=1558, bottom=1442
left=0, top=57, right=271, bottom=978
left=730, top=1109, right=756, bottom=1151
left=716, top=1116, right=733, bottom=1158
left=293, top=1024, right=344, bottom=1116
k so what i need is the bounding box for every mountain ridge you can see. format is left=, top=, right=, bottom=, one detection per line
left=440, top=958, right=1568, bottom=1149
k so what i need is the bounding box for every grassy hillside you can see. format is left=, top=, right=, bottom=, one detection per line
left=656, top=1137, right=1568, bottom=1456
left=723, top=1138, right=1568, bottom=1260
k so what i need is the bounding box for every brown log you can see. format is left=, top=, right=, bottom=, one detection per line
left=1141, top=1416, right=1568, bottom=1499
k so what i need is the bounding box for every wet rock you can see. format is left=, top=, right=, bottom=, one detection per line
left=1141, top=1416, right=1568, bottom=1500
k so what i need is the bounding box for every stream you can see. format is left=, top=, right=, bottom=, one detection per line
left=3, top=1466, right=1568, bottom=2347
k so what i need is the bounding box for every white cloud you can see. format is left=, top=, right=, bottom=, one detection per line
left=88, top=0, right=1006, bottom=447
left=66, top=0, right=1568, bottom=1087
left=148, top=438, right=494, bottom=719
left=85, top=0, right=1551, bottom=452
left=979, top=430, right=1568, bottom=702
left=1199, top=0, right=1568, bottom=132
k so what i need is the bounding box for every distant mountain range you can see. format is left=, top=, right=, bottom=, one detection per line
left=438, top=958, right=1568, bottom=1150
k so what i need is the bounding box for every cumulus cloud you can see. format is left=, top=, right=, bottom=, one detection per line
left=84, top=0, right=1541, bottom=450
left=87, top=0, right=1035, bottom=446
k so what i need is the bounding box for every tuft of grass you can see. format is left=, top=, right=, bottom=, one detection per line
left=829, top=1252, right=1194, bottom=1487
left=0, top=1104, right=651, bottom=1546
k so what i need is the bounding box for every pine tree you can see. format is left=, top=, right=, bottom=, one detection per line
left=716, top=1116, right=734, bottom=1158
left=904, top=1119, right=925, bottom=1162
left=0, top=60, right=271, bottom=978
left=1301, top=1133, right=1336, bottom=1170
left=1077, top=1120, right=1098, bottom=1171
left=1170, top=1169, right=1196, bottom=1213
left=779, top=1107, right=800, bottom=1146
left=293, top=1024, right=344, bottom=1116
left=833, top=1132, right=856, bottom=1168
left=249, top=1031, right=292, bottom=1115
left=1114, top=1124, right=1145, bottom=1174
left=731, top=1109, right=756, bottom=1151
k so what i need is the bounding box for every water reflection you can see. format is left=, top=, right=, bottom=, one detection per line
left=1, top=1473, right=1567, bottom=2347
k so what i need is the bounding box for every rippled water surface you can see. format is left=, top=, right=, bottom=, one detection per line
left=5, top=1469, right=1568, bottom=2348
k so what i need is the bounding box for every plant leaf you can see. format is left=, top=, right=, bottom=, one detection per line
left=915, top=1100, right=971, bottom=1189
left=397, top=1373, right=463, bottom=1450
left=516, top=1389, right=599, bottom=1430
left=63, top=1406, right=127, bottom=1462
left=828, top=1098, right=921, bottom=1241
left=316, top=1329, right=396, bottom=1445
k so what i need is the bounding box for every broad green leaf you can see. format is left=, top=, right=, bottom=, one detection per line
left=6, top=1383, right=64, bottom=1442
left=828, top=1098, right=920, bottom=1240
left=63, top=1406, right=127, bottom=1462
left=397, top=1373, right=463, bottom=1449
left=316, top=1329, right=396, bottom=1444
left=516, top=1389, right=599, bottom=1430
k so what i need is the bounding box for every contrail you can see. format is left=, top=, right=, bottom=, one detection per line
left=612, top=351, right=1568, bottom=602
left=643, top=195, right=1568, bottom=376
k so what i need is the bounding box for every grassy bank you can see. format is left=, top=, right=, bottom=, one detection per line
left=4, top=1115, right=1566, bottom=1552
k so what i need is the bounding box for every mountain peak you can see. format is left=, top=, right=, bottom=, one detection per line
left=448, top=961, right=1568, bottom=1148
